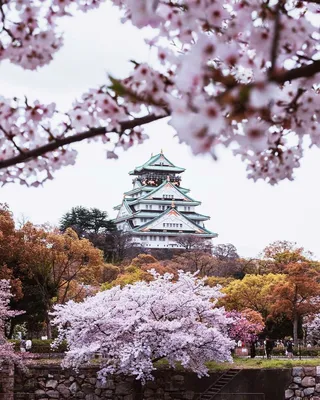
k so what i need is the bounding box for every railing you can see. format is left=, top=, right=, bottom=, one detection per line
left=199, top=393, right=265, bottom=400
left=196, top=369, right=240, bottom=400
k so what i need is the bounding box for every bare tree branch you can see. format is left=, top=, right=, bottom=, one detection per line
left=0, top=113, right=167, bottom=170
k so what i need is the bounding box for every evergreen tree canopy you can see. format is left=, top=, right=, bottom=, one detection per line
left=60, top=206, right=116, bottom=237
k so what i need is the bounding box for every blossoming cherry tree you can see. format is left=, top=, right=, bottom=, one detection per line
left=52, top=271, right=235, bottom=381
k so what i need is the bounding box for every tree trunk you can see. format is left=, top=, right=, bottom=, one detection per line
left=46, top=320, right=52, bottom=339
left=250, top=342, right=256, bottom=358
left=293, top=313, right=299, bottom=347
left=302, top=319, right=307, bottom=346
left=8, top=320, right=15, bottom=339
left=45, top=307, right=52, bottom=339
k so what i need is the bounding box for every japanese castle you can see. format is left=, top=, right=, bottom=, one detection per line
left=113, top=152, right=217, bottom=248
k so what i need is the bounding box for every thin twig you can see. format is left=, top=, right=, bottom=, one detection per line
left=0, top=125, right=25, bottom=154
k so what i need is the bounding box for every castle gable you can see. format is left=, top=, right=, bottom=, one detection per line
left=117, top=201, right=132, bottom=219
left=138, top=208, right=206, bottom=234
left=146, top=182, right=192, bottom=201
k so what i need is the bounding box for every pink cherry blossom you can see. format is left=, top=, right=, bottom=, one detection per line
left=0, top=0, right=319, bottom=185
left=0, top=280, right=24, bottom=370
left=51, top=270, right=236, bottom=381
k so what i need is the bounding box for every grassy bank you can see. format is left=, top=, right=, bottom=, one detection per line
left=154, top=357, right=320, bottom=371
left=26, top=356, right=320, bottom=370
left=206, top=357, right=320, bottom=370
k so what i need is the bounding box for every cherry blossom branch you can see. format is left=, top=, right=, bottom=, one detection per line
left=0, top=0, right=319, bottom=185
left=0, top=114, right=167, bottom=170
left=269, top=5, right=282, bottom=76
left=272, top=60, right=320, bottom=83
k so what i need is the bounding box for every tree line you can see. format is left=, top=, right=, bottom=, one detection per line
left=1, top=203, right=320, bottom=347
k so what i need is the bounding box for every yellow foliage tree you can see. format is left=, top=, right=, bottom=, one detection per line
left=222, top=273, right=286, bottom=318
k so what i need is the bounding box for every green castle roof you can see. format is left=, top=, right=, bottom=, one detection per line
left=129, top=153, right=185, bottom=175
left=132, top=206, right=217, bottom=236
left=124, top=180, right=200, bottom=205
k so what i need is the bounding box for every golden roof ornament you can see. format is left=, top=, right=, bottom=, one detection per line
left=171, top=199, right=175, bottom=208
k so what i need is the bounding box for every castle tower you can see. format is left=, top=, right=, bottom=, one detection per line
left=113, top=152, right=217, bottom=248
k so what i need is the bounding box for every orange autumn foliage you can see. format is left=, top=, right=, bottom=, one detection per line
left=270, top=262, right=320, bottom=345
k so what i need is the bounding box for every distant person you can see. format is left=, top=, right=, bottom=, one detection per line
left=286, top=340, right=294, bottom=359
left=25, top=338, right=32, bottom=352
left=250, top=340, right=256, bottom=358
left=265, top=337, right=273, bottom=359
left=20, top=338, right=26, bottom=353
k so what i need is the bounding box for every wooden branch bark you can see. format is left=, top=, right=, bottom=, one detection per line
left=0, top=113, right=167, bottom=170
left=272, top=60, right=320, bottom=83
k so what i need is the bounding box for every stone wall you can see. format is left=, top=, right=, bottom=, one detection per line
left=285, top=366, right=320, bottom=400
left=14, top=365, right=207, bottom=400
left=0, top=362, right=295, bottom=400
left=0, top=362, right=14, bottom=400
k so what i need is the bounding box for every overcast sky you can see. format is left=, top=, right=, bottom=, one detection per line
left=1, top=3, right=320, bottom=259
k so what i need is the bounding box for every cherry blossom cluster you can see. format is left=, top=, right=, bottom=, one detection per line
left=0, top=280, right=23, bottom=369
left=0, top=0, right=319, bottom=185
left=116, top=0, right=320, bottom=185
left=0, top=96, right=76, bottom=186
left=227, top=310, right=264, bottom=344
left=51, top=270, right=236, bottom=381
left=0, top=0, right=104, bottom=70
left=0, top=90, right=150, bottom=185
left=303, top=312, right=320, bottom=343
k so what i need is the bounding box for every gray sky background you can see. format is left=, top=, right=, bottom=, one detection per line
left=1, top=3, right=320, bottom=259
